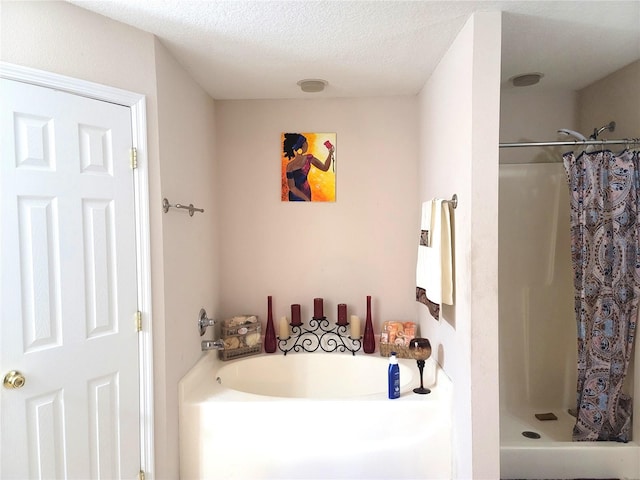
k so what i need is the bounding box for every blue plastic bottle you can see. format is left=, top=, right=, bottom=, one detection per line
left=388, top=352, right=400, bottom=399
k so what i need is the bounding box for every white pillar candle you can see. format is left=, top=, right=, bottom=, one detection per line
left=350, top=315, right=361, bottom=338
left=279, top=316, right=289, bottom=339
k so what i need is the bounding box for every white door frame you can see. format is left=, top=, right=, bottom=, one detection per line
left=0, top=61, right=155, bottom=478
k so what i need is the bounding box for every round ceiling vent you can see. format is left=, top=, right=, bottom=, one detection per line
left=297, top=79, right=328, bottom=93
left=510, top=72, right=544, bottom=87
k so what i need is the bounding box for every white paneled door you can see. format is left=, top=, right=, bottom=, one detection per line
left=1, top=79, right=140, bottom=479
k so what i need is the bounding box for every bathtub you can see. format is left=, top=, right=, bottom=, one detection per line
left=179, top=352, right=452, bottom=479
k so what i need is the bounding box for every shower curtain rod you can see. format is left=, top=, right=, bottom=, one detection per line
left=500, top=138, right=640, bottom=148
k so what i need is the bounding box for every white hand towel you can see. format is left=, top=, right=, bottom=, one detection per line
left=439, top=200, right=454, bottom=305
left=416, top=199, right=454, bottom=307
left=416, top=200, right=435, bottom=291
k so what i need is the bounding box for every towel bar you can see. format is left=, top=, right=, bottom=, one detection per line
left=447, top=194, right=458, bottom=209
left=162, top=197, right=204, bottom=216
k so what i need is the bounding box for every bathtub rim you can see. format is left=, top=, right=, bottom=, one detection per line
left=179, top=350, right=451, bottom=403
left=216, top=351, right=417, bottom=399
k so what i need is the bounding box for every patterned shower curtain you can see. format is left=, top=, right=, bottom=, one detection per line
left=563, top=149, right=639, bottom=442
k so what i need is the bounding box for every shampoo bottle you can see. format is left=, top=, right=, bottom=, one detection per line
left=388, top=352, right=400, bottom=399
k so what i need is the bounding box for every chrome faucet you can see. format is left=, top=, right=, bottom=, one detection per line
left=198, top=308, right=216, bottom=335
left=198, top=308, right=224, bottom=351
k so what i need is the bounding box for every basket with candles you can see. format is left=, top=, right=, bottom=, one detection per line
left=379, top=321, right=417, bottom=359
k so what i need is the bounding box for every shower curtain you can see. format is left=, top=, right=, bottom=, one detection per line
left=563, top=149, right=639, bottom=442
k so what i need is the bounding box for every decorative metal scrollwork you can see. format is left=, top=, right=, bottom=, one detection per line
left=277, top=317, right=362, bottom=356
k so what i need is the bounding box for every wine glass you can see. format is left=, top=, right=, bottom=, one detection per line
left=409, top=338, right=432, bottom=394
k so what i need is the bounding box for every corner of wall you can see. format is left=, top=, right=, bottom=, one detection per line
left=154, top=37, right=219, bottom=479
left=417, top=10, right=502, bottom=480
left=469, top=10, right=502, bottom=480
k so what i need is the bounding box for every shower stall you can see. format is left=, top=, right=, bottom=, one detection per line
left=499, top=157, right=639, bottom=478
left=498, top=82, right=640, bottom=478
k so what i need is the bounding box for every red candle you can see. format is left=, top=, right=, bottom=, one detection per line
left=291, top=304, right=302, bottom=326
left=314, top=298, right=324, bottom=318
left=337, top=304, right=347, bottom=325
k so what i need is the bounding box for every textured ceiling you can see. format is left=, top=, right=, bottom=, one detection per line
left=70, top=0, right=640, bottom=100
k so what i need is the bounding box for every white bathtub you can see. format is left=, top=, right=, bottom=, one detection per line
left=179, top=352, right=452, bottom=479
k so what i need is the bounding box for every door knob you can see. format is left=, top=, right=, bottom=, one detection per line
left=3, top=370, right=26, bottom=389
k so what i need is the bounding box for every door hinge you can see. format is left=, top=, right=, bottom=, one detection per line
left=130, top=147, right=138, bottom=169
left=138, top=470, right=145, bottom=480
left=135, top=311, right=142, bottom=332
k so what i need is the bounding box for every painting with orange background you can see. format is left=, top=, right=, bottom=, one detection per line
left=281, top=132, right=336, bottom=202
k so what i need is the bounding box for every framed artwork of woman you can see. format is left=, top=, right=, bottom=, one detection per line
left=281, top=132, right=336, bottom=202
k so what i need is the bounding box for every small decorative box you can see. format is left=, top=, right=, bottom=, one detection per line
left=219, top=315, right=262, bottom=361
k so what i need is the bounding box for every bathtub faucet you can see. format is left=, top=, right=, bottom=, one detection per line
left=198, top=308, right=217, bottom=335
left=198, top=308, right=224, bottom=351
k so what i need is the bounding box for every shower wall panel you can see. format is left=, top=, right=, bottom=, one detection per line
left=499, top=162, right=574, bottom=412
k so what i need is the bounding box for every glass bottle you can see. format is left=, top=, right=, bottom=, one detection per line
left=264, top=295, right=277, bottom=353
left=363, top=295, right=375, bottom=353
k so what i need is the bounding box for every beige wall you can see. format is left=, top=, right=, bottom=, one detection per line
left=418, top=12, right=502, bottom=479
left=0, top=1, right=156, bottom=94
left=1, top=2, right=218, bottom=477
left=500, top=89, right=579, bottom=163
left=578, top=60, right=640, bottom=140
left=215, top=97, right=419, bottom=324
left=153, top=39, right=219, bottom=477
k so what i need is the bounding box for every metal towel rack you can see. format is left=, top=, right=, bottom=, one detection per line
left=162, top=197, right=204, bottom=217
left=447, top=194, right=458, bottom=209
